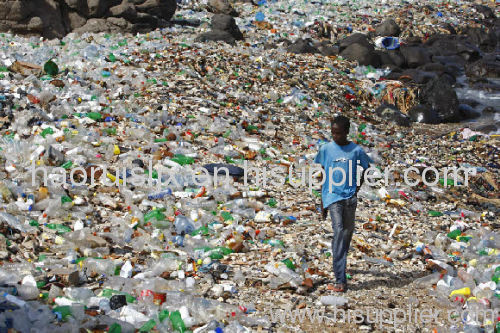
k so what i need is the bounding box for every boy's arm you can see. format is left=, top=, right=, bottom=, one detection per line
left=318, top=166, right=328, bottom=220
left=355, top=149, right=372, bottom=195
left=355, top=168, right=367, bottom=195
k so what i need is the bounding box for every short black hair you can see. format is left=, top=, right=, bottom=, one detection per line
left=331, top=115, right=350, bottom=133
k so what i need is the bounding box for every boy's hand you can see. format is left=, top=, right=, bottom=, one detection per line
left=320, top=195, right=327, bottom=220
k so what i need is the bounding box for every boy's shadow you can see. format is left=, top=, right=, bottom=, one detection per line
left=346, top=269, right=429, bottom=291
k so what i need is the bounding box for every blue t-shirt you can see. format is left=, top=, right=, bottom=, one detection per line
left=314, top=141, right=372, bottom=208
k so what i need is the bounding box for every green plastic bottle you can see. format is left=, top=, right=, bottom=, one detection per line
left=491, top=267, right=500, bottom=283
left=221, top=211, right=233, bottom=221
left=159, top=310, right=170, bottom=322
left=46, top=223, right=72, bottom=234
left=428, top=210, right=443, bottom=217
left=60, top=160, right=73, bottom=169
left=191, top=226, right=210, bottom=236
left=139, top=319, right=156, bottom=332
left=109, top=323, right=122, bottom=333
left=169, top=310, right=186, bottom=333
left=447, top=229, right=461, bottom=239
left=40, top=127, right=54, bottom=138
left=267, top=198, right=277, bottom=207
left=144, top=209, right=166, bottom=223
left=53, top=305, right=72, bottom=321
left=86, top=112, right=102, bottom=121
left=282, top=258, right=295, bottom=270
left=170, top=154, right=194, bottom=166
left=100, top=289, right=136, bottom=303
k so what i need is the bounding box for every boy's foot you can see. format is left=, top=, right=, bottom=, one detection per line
left=327, top=283, right=346, bottom=292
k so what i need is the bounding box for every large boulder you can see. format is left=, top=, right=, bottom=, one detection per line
left=425, top=35, right=481, bottom=61
left=374, top=19, right=400, bottom=36
left=207, top=0, right=238, bottom=16
left=400, top=46, right=431, bottom=68
left=464, top=27, right=497, bottom=52
left=340, top=43, right=380, bottom=67
left=474, top=4, right=495, bottom=19
left=0, top=0, right=177, bottom=38
left=378, top=50, right=405, bottom=67
left=195, top=14, right=244, bottom=45
left=338, top=33, right=372, bottom=51
left=408, top=104, right=439, bottom=124
left=287, top=39, right=320, bottom=54
left=465, top=58, right=500, bottom=81
left=375, top=104, right=411, bottom=127
left=419, top=77, right=461, bottom=122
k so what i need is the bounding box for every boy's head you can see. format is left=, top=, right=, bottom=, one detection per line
left=330, top=115, right=350, bottom=145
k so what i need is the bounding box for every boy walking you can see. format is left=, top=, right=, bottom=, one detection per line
left=314, top=115, right=372, bottom=292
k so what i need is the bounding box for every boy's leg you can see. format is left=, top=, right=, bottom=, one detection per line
left=329, top=200, right=348, bottom=285
left=340, top=195, right=357, bottom=279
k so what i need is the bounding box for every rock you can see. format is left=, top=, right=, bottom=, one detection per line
left=318, top=44, right=339, bottom=57
left=27, top=17, right=43, bottom=31
left=87, top=0, right=112, bottom=17
left=196, top=30, right=238, bottom=45
left=469, top=123, right=498, bottom=134
left=432, top=55, right=466, bottom=67
left=408, top=104, right=439, bottom=124
left=9, top=61, right=42, bottom=77
left=474, top=5, right=495, bottom=19
left=74, top=17, right=132, bottom=34
left=465, top=27, right=497, bottom=52
left=378, top=50, right=405, bottom=67
left=0, top=0, right=176, bottom=38
left=64, top=0, right=87, bottom=11
left=482, top=106, right=498, bottom=115
left=465, top=59, right=500, bottom=81
left=340, top=43, right=380, bottom=67
left=67, top=270, right=80, bottom=286
left=375, top=19, right=400, bottom=36
left=375, top=104, right=411, bottom=127
left=418, top=63, right=446, bottom=73
left=109, top=1, right=137, bottom=21
left=135, top=0, right=176, bottom=20
left=196, top=14, right=243, bottom=45
left=287, top=39, right=320, bottom=54
left=458, top=99, right=480, bottom=108
left=399, top=69, right=436, bottom=84
left=211, top=14, right=243, bottom=39
left=338, top=33, right=372, bottom=51
left=65, top=11, right=87, bottom=30
left=419, top=77, right=461, bottom=123
left=458, top=104, right=481, bottom=120
left=425, top=35, right=480, bottom=61
left=400, top=46, right=431, bottom=68
left=207, top=0, right=238, bottom=16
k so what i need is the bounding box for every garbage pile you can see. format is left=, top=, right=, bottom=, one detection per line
left=0, top=0, right=497, bottom=331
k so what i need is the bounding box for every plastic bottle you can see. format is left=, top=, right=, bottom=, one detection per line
left=174, top=215, right=195, bottom=235
left=320, top=296, right=348, bottom=306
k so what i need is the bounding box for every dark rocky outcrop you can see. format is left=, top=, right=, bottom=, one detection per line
left=0, top=0, right=177, bottom=39
left=195, top=14, right=244, bottom=45
left=419, top=77, right=461, bottom=123
left=375, top=104, right=411, bottom=127
left=340, top=43, right=380, bottom=67
left=287, top=38, right=320, bottom=54
left=207, top=0, right=238, bottom=16
left=407, top=104, right=439, bottom=124
left=374, top=19, right=400, bottom=37
left=465, top=59, right=500, bottom=81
